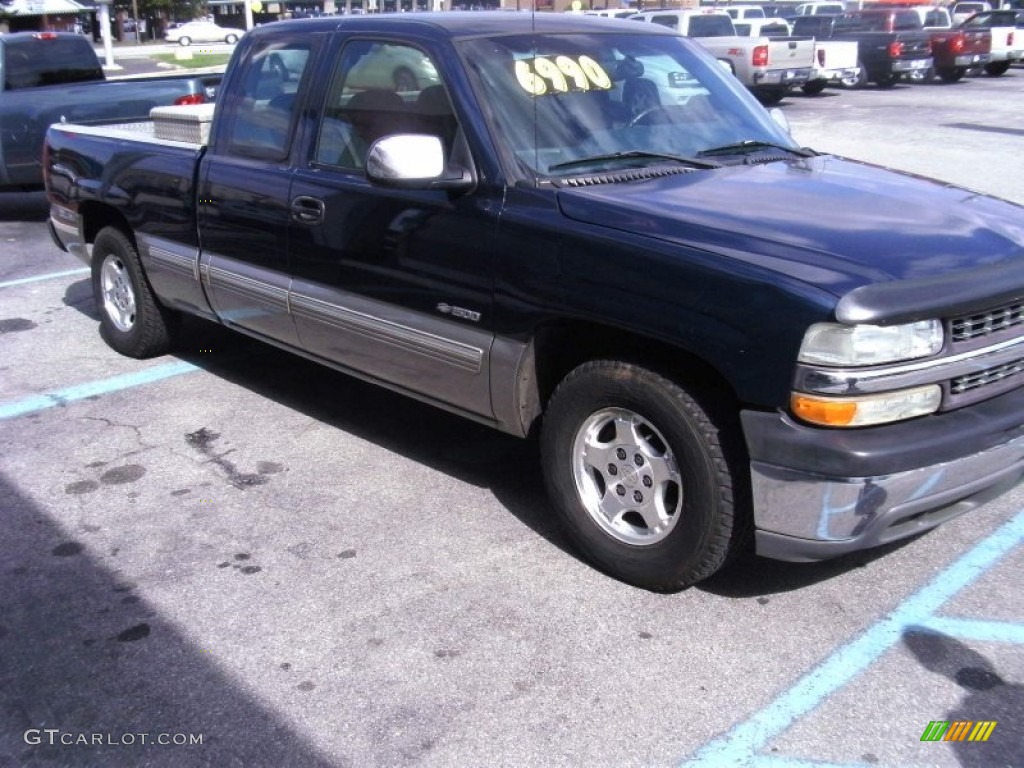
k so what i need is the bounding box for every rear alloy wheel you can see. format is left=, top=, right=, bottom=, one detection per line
left=540, top=361, right=749, bottom=591
left=91, top=227, right=177, bottom=358
left=178, top=36, right=191, bottom=46
left=984, top=61, right=1011, bottom=76
left=225, top=34, right=239, bottom=44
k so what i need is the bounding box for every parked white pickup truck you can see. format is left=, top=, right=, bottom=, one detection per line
left=630, top=9, right=816, bottom=104
left=790, top=16, right=862, bottom=93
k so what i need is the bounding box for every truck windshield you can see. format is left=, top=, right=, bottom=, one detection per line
left=457, top=32, right=795, bottom=179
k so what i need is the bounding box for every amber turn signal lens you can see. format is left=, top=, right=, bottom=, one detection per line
left=791, top=395, right=858, bottom=427
left=791, top=385, right=942, bottom=428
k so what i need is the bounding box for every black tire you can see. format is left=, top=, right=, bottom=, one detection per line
left=393, top=67, right=418, bottom=92
left=801, top=80, right=828, bottom=96
left=540, top=361, right=749, bottom=591
left=225, top=34, right=239, bottom=44
left=984, top=61, right=1011, bottom=77
left=874, top=72, right=900, bottom=87
left=938, top=67, right=965, bottom=83
left=755, top=87, right=786, bottom=106
left=178, top=36, right=191, bottom=47
left=91, top=227, right=177, bottom=359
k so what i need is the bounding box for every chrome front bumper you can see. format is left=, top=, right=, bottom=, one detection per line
left=742, top=388, right=1024, bottom=562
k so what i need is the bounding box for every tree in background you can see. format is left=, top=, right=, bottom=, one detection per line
left=113, top=0, right=207, bottom=40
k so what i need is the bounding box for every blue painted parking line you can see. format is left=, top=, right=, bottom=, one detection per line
left=682, top=508, right=1024, bottom=767
left=0, top=361, right=200, bottom=420
left=0, top=268, right=89, bottom=289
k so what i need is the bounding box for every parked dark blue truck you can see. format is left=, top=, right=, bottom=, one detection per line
left=44, top=14, right=1024, bottom=591
left=0, top=31, right=220, bottom=191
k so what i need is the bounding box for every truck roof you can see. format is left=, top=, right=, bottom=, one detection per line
left=247, top=11, right=674, bottom=41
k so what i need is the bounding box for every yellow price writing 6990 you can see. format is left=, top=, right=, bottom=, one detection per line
left=514, top=55, right=613, bottom=96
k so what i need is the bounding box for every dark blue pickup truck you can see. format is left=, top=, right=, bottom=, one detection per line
left=0, top=31, right=220, bottom=191
left=44, top=14, right=1024, bottom=591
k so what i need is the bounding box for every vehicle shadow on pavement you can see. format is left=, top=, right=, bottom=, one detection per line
left=699, top=536, right=919, bottom=597
left=64, top=278, right=98, bottom=320
left=97, top=309, right=574, bottom=557
left=0, top=471, right=341, bottom=767
left=902, top=627, right=1023, bottom=767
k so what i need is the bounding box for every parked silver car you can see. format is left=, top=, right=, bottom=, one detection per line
left=165, top=21, right=245, bottom=46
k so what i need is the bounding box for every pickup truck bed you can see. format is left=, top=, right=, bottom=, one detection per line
left=927, top=26, right=991, bottom=81
left=791, top=16, right=861, bottom=92
left=44, top=14, right=1024, bottom=592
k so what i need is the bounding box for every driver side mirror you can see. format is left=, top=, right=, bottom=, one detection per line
left=366, top=134, right=473, bottom=192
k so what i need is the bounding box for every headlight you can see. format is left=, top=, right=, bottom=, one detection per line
left=791, top=385, right=942, bottom=428
left=798, top=320, right=943, bottom=366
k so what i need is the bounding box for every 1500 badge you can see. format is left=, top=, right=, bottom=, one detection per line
left=436, top=303, right=481, bottom=322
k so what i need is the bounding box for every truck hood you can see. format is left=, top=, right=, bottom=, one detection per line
left=556, top=155, right=1024, bottom=301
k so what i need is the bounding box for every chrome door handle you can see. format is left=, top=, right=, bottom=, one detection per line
left=290, top=196, right=325, bottom=225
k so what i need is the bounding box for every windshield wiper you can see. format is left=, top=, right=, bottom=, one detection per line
left=549, top=150, right=722, bottom=173
left=697, top=141, right=818, bottom=158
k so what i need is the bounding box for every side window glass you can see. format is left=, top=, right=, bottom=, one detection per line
left=315, top=40, right=453, bottom=171
left=223, top=42, right=311, bottom=160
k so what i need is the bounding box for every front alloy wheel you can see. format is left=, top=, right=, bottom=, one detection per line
left=541, top=360, right=749, bottom=591
left=572, top=407, right=682, bottom=546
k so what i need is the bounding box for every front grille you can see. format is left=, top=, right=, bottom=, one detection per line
left=950, top=301, right=1024, bottom=342
left=951, top=358, right=1024, bottom=394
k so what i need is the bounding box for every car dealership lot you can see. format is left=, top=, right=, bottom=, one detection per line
left=1, top=70, right=1022, bottom=767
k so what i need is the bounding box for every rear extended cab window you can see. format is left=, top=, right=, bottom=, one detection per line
left=688, top=16, right=737, bottom=36
left=220, top=41, right=313, bottom=160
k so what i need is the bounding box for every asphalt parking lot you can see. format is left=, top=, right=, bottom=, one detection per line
left=1, top=65, right=1022, bottom=767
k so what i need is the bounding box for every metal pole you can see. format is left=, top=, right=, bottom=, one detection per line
left=98, top=1, right=115, bottom=69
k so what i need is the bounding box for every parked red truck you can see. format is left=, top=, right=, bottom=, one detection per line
left=913, top=6, right=992, bottom=82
